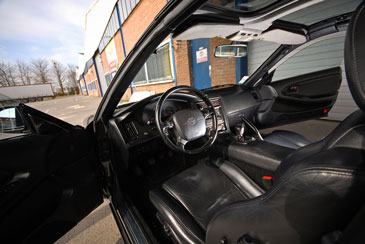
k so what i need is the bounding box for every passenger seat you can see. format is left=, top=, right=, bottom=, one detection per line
left=264, top=130, right=311, bottom=149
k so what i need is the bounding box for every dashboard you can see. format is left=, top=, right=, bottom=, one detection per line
left=111, top=85, right=264, bottom=148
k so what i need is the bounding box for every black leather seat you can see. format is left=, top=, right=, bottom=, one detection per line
left=149, top=3, right=365, bottom=244
left=264, top=130, right=311, bottom=149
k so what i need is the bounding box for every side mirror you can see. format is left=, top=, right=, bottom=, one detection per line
left=214, top=44, right=247, bottom=58
left=0, top=107, right=25, bottom=132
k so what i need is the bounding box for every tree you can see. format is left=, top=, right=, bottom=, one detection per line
left=0, top=60, right=16, bottom=86
left=31, top=59, right=50, bottom=84
left=66, top=64, right=80, bottom=94
left=51, top=60, right=66, bottom=95
left=16, top=60, right=32, bottom=85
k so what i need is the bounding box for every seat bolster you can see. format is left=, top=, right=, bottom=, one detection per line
left=216, top=160, right=264, bottom=198
left=264, top=130, right=311, bottom=149
left=149, top=189, right=205, bottom=244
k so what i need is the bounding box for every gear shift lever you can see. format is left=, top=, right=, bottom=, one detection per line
left=234, top=123, right=245, bottom=141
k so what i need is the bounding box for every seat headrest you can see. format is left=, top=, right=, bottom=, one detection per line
left=345, top=2, right=365, bottom=111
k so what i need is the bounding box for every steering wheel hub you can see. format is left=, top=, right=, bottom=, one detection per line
left=172, top=108, right=206, bottom=141
left=155, top=86, right=218, bottom=154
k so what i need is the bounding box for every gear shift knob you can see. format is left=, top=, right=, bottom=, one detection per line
left=234, top=123, right=245, bottom=137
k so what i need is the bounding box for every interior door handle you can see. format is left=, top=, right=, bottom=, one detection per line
left=0, top=172, right=30, bottom=194
left=287, top=85, right=298, bottom=93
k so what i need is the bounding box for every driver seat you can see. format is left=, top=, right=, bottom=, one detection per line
left=149, top=3, right=365, bottom=244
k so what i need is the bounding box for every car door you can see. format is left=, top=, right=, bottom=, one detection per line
left=255, top=35, right=345, bottom=127
left=269, top=66, right=342, bottom=123
left=0, top=103, right=103, bottom=244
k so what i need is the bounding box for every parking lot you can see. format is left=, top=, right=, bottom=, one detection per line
left=28, top=95, right=103, bottom=126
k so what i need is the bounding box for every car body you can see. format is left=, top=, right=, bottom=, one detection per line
left=1, top=0, right=364, bottom=243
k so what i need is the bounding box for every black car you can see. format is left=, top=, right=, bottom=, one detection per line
left=1, top=0, right=365, bottom=243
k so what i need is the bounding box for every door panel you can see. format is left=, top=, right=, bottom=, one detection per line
left=0, top=105, right=103, bottom=244
left=256, top=67, right=342, bottom=127
left=191, top=38, right=211, bottom=90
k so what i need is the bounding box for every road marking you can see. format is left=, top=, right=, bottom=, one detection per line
left=67, top=105, right=85, bottom=109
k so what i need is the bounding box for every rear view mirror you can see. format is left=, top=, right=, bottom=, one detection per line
left=214, top=44, right=247, bottom=58
left=0, top=108, right=24, bottom=132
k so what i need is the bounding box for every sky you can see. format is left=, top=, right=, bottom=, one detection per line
left=0, top=0, right=94, bottom=65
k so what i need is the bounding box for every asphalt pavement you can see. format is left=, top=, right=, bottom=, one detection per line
left=28, top=95, right=102, bottom=126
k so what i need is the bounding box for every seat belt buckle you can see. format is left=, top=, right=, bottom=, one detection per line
left=262, top=176, right=273, bottom=189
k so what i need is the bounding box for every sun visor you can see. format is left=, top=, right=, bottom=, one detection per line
left=174, top=24, right=243, bottom=40
left=260, top=29, right=307, bottom=44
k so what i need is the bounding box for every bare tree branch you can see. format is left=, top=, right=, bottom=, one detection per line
left=0, top=60, right=17, bottom=86
left=31, top=59, right=51, bottom=84
left=66, top=64, right=80, bottom=94
left=51, top=60, right=66, bottom=95
left=16, top=60, right=32, bottom=85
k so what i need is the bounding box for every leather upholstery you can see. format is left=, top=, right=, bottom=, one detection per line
left=264, top=130, right=311, bottom=149
left=149, top=189, right=206, bottom=244
left=161, top=162, right=247, bottom=231
left=228, top=140, right=294, bottom=172
left=150, top=2, right=365, bottom=244
left=215, top=159, right=264, bottom=198
left=345, top=2, right=365, bottom=111
left=207, top=145, right=365, bottom=244
left=149, top=160, right=265, bottom=243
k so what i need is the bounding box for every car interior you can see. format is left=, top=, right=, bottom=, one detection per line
left=105, top=2, right=365, bottom=244
left=1, top=0, right=365, bottom=244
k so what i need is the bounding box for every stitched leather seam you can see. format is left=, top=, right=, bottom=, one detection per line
left=217, top=167, right=365, bottom=211
left=350, top=4, right=365, bottom=99
left=269, top=167, right=365, bottom=201
left=207, top=168, right=365, bottom=238
left=207, top=168, right=365, bottom=232
left=327, top=124, right=365, bottom=147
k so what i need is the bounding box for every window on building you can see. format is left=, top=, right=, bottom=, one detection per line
left=81, top=85, right=86, bottom=93
left=105, top=71, right=117, bottom=87
left=87, top=80, right=97, bottom=91
left=105, top=73, right=113, bottom=87
left=98, top=9, right=120, bottom=53
left=132, top=43, right=173, bottom=86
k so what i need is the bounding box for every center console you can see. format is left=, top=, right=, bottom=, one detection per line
left=197, top=97, right=227, bottom=132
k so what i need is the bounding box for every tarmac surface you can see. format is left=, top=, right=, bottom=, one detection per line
left=28, top=95, right=102, bottom=126
left=25, top=95, right=340, bottom=244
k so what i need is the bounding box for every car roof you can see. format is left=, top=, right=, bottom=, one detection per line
left=172, top=0, right=359, bottom=45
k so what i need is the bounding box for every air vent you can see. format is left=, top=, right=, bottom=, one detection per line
left=122, top=121, right=138, bottom=141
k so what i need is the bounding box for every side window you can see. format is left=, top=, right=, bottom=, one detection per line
left=132, top=43, right=173, bottom=86
left=272, top=36, right=345, bottom=82
left=0, top=107, right=26, bottom=140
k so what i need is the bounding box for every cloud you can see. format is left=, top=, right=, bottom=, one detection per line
left=0, top=0, right=93, bottom=64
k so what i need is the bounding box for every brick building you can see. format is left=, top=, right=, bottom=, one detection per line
left=77, top=0, right=246, bottom=101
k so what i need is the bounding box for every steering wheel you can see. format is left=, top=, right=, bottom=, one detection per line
left=155, top=86, right=218, bottom=154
